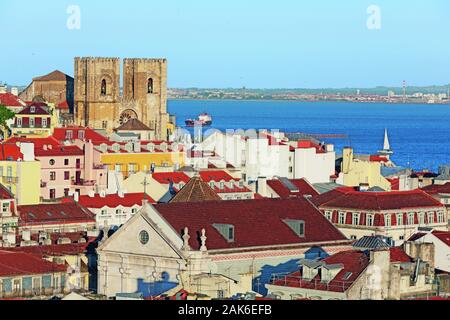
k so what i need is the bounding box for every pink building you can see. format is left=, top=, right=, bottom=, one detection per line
left=7, top=137, right=107, bottom=201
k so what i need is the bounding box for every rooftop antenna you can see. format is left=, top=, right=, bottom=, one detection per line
left=142, top=176, right=150, bottom=201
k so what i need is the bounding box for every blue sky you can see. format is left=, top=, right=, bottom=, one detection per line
left=0, top=0, right=449, bottom=88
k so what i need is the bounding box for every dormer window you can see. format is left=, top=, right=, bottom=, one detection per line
left=30, top=106, right=36, bottom=113
left=42, top=118, right=47, bottom=128
left=325, top=211, right=333, bottom=221
left=385, top=214, right=392, bottom=227
left=30, top=118, right=35, bottom=128
left=66, top=130, right=73, bottom=140
left=17, top=118, right=22, bottom=128
left=284, top=219, right=305, bottom=238
left=209, top=182, right=215, bottom=189
left=239, top=181, right=244, bottom=188
left=338, top=212, right=346, bottom=225
left=219, top=182, right=225, bottom=190
left=397, top=213, right=403, bottom=226
left=78, top=130, right=85, bottom=140
left=213, top=224, right=235, bottom=243
left=427, top=212, right=435, bottom=224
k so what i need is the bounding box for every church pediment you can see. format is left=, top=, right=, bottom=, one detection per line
left=98, top=206, right=185, bottom=260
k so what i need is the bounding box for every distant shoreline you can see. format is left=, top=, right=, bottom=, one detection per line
left=168, top=98, right=450, bottom=106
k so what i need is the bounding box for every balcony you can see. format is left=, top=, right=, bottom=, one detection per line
left=1, top=176, right=19, bottom=184
left=72, top=179, right=96, bottom=187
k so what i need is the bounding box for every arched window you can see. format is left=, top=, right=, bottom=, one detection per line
left=101, top=79, right=107, bottom=95
left=147, top=78, right=153, bottom=94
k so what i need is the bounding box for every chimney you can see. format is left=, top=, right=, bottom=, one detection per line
left=20, top=142, right=36, bottom=162
left=74, top=192, right=80, bottom=202
left=99, top=190, right=106, bottom=198
left=359, top=183, right=370, bottom=192
left=88, top=190, right=95, bottom=198
left=22, top=230, right=31, bottom=242
left=118, top=191, right=125, bottom=198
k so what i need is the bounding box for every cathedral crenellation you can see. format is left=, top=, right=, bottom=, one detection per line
left=74, top=57, right=170, bottom=140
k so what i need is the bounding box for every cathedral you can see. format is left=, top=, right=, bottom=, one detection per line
left=74, top=57, right=171, bottom=140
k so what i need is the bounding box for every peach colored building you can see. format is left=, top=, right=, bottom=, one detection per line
left=7, top=137, right=107, bottom=201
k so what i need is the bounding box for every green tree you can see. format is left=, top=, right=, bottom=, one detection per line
left=0, top=104, right=15, bottom=140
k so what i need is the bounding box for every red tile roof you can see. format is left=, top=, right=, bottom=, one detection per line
left=53, top=127, right=110, bottom=144
left=199, top=171, right=239, bottom=183
left=154, top=198, right=347, bottom=251
left=0, top=251, right=67, bottom=277
left=271, top=250, right=370, bottom=293
left=312, top=188, right=444, bottom=211
left=390, top=247, right=413, bottom=263
left=17, top=105, right=50, bottom=115
left=18, top=203, right=95, bottom=226
left=0, top=184, right=14, bottom=200
left=0, top=143, right=24, bottom=161
left=433, top=231, right=450, bottom=247
left=297, top=140, right=326, bottom=154
left=5, top=137, right=84, bottom=157
left=267, top=178, right=319, bottom=199
left=76, top=193, right=155, bottom=209
left=57, top=100, right=70, bottom=110
left=4, top=241, right=94, bottom=257
left=370, top=155, right=389, bottom=163
left=0, top=93, right=26, bottom=107
left=152, top=172, right=191, bottom=184
left=422, top=183, right=450, bottom=195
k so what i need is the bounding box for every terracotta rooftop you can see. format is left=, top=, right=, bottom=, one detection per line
left=199, top=170, right=239, bottom=183
left=17, top=105, right=50, bottom=115
left=115, top=119, right=152, bottom=131
left=267, top=178, right=319, bottom=199
left=312, top=188, right=444, bottom=211
left=33, top=70, right=73, bottom=82
left=0, top=251, right=67, bottom=277
left=18, top=203, right=96, bottom=226
left=422, top=183, right=450, bottom=195
left=390, top=247, right=413, bottom=263
left=152, top=172, right=191, bottom=185
left=154, top=198, right=347, bottom=251
left=271, top=250, right=370, bottom=293
left=0, top=92, right=26, bottom=107
left=169, top=177, right=222, bottom=203
left=75, top=193, right=155, bottom=209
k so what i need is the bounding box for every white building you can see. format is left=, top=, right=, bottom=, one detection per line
left=408, top=229, right=450, bottom=273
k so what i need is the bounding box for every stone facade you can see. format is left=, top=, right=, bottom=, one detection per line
left=74, top=57, right=170, bottom=140
left=19, top=70, right=74, bottom=110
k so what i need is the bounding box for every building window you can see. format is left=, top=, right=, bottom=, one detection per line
left=64, top=159, right=69, bottom=166
left=101, top=209, right=107, bottom=216
left=397, top=214, right=403, bottom=226
left=210, top=182, right=215, bottom=189
left=418, top=212, right=425, bottom=225
left=385, top=214, right=392, bottom=227
left=408, top=213, right=415, bottom=225
left=115, top=165, right=122, bottom=173
left=64, top=189, right=70, bottom=197
left=30, top=118, right=35, bottom=128
left=17, top=118, right=22, bottom=127
left=101, top=79, right=107, bottom=95
left=30, top=106, right=36, bottom=113
left=219, top=182, right=225, bottom=189
left=116, top=209, right=122, bottom=215
left=427, top=212, right=435, bottom=224
left=213, top=224, right=235, bottom=243
left=66, top=130, right=73, bottom=140
left=42, top=118, right=47, bottom=127
left=284, top=220, right=305, bottom=238
left=49, top=159, right=56, bottom=166
left=352, top=213, right=360, bottom=226
left=2, top=202, right=9, bottom=213
left=78, top=130, right=85, bottom=140
left=50, top=172, right=56, bottom=181
left=338, top=212, right=346, bottom=225
left=366, top=214, right=374, bottom=227
left=102, top=121, right=108, bottom=129
left=325, top=211, right=333, bottom=221
left=438, top=212, right=445, bottom=223
left=64, top=171, right=70, bottom=181
left=147, top=78, right=154, bottom=94
left=139, top=230, right=150, bottom=245
left=49, top=189, right=56, bottom=199
left=131, top=208, right=137, bottom=215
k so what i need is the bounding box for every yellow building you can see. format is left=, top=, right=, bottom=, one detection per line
left=97, top=141, right=185, bottom=178
left=337, top=147, right=391, bottom=191
left=10, top=104, right=56, bottom=138
left=0, top=141, right=41, bottom=205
